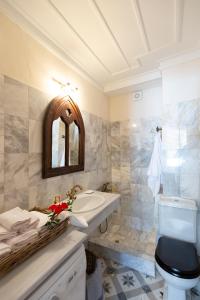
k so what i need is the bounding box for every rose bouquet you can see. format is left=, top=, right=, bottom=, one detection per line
left=46, top=187, right=78, bottom=228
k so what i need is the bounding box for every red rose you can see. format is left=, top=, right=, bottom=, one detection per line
left=48, top=202, right=68, bottom=215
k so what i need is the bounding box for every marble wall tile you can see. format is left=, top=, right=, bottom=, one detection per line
left=0, top=113, right=4, bottom=152
left=120, top=120, right=130, bottom=136
left=0, top=154, right=4, bottom=194
left=0, top=75, right=4, bottom=113
left=29, top=153, right=42, bottom=186
left=4, top=188, right=29, bottom=211
left=111, top=150, right=120, bottom=168
left=130, top=147, right=151, bottom=168
left=0, top=183, right=3, bottom=196
left=5, top=114, right=28, bottom=153
left=120, top=165, right=131, bottom=182
left=120, top=136, right=130, bottom=163
left=4, top=153, right=28, bottom=193
left=0, top=74, right=111, bottom=213
left=131, top=201, right=155, bottom=232
left=3, top=76, right=28, bottom=117
left=131, top=184, right=154, bottom=203
left=177, top=99, right=199, bottom=129
left=61, top=174, right=74, bottom=194
left=45, top=176, right=64, bottom=202
left=111, top=122, right=120, bottom=137
left=0, top=136, right=4, bottom=154
left=0, top=194, right=4, bottom=213
left=28, top=182, right=47, bottom=209
left=73, top=171, right=90, bottom=190
left=130, top=167, right=148, bottom=185
left=85, top=148, right=97, bottom=171
left=180, top=172, right=200, bottom=201
left=112, top=168, right=120, bottom=183
left=163, top=172, right=180, bottom=196
left=111, top=136, right=120, bottom=151
left=178, top=149, right=200, bottom=174
left=120, top=181, right=131, bottom=197
left=28, top=86, right=51, bottom=121
left=0, top=113, right=4, bottom=136
left=29, top=120, right=42, bottom=153
left=180, top=133, right=200, bottom=149
left=88, top=170, right=100, bottom=190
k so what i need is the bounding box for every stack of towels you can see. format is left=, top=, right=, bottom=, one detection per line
left=0, top=206, right=88, bottom=258
left=0, top=207, right=49, bottom=257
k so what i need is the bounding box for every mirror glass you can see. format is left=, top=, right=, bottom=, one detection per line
left=69, top=122, right=79, bottom=165
left=52, top=117, right=65, bottom=168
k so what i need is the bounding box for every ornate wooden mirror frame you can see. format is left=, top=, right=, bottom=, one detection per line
left=43, top=95, right=85, bottom=178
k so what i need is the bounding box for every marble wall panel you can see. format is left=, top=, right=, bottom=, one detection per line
left=110, top=118, right=155, bottom=235
left=4, top=188, right=29, bottom=211
left=0, top=154, right=4, bottom=195
left=0, top=75, right=111, bottom=213
left=4, top=153, right=28, bottom=193
left=29, top=120, right=42, bottom=153
left=5, top=114, right=28, bottom=153
left=0, top=113, right=4, bottom=154
left=111, top=122, right=120, bottom=137
left=162, top=172, right=180, bottom=196
left=0, top=75, right=4, bottom=113
left=28, top=153, right=42, bottom=186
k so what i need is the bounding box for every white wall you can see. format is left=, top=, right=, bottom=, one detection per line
left=109, top=84, right=163, bottom=122
left=162, top=58, right=200, bottom=107
left=0, top=12, right=109, bottom=120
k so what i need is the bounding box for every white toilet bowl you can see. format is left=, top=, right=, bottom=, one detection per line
left=156, top=262, right=199, bottom=300
left=155, top=236, right=200, bottom=300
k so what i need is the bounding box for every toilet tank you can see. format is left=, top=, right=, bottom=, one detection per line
left=158, top=196, right=197, bottom=243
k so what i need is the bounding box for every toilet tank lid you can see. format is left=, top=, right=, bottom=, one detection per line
left=159, top=196, right=197, bottom=211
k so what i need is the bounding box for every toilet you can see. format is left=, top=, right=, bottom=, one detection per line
left=155, top=196, right=200, bottom=300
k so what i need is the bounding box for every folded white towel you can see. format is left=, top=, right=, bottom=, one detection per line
left=59, top=211, right=88, bottom=228
left=70, top=215, right=88, bottom=228
left=29, top=211, right=49, bottom=230
left=58, top=211, right=71, bottom=222
left=0, top=207, right=31, bottom=232
left=19, top=210, right=39, bottom=232
left=0, top=242, right=11, bottom=256
left=0, top=225, right=17, bottom=241
left=6, top=230, right=38, bottom=250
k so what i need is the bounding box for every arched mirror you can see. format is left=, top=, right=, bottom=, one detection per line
left=43, top=95, right=85, bottom=178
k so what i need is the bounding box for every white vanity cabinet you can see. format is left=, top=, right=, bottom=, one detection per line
left=0, top=230, right=87, bottom=300
left=28, top=245, right=86, bottom=300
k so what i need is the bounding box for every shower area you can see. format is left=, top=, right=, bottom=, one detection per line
left=89, top=116, right=160, bottom=275
left=89, top=84, right=200, bottom=276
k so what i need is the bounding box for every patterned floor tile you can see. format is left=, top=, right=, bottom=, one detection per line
left=102, top=258, right=164, bottom=300
left=117, top=271, right=141, bottom=292
left=102, top=258, right=199, bottom=300
left=103, top=276, right=118, bottom=297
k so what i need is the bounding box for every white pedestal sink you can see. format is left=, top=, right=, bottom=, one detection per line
left=72, top=193, right=105, bottom=213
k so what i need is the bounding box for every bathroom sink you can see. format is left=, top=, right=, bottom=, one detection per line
left=72, top=194, right=105, bottom=213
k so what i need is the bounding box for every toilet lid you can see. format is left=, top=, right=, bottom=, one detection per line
left=155, top=236, right=200, bottom=279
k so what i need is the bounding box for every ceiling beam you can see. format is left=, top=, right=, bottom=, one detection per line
left=104, top=69, right=161, bottom=93
left=48, top=0, right=111, bottom=75
left=130, top=0, right=151, bottom=52
left=174, top=0, right=185, bottom=42
left=89, top=0, right=131, bottom=68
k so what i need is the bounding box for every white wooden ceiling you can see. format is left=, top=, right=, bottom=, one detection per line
left=0, top=0, right=200, bottom=91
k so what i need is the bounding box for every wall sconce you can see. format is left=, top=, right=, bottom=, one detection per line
left=48, top=77, right=79, bottom=103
